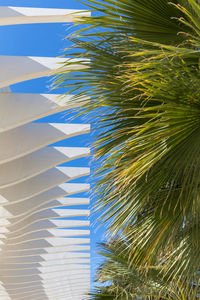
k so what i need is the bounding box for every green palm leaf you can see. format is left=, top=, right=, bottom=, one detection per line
left=56, top=0, right=200, bottom=278
left=91, top=240, right=200, bottom=299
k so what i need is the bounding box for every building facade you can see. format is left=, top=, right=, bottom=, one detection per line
left=0, top=6, right=90, bottom=300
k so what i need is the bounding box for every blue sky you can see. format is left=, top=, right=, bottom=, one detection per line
left=0, top=0, right=106, bottom=287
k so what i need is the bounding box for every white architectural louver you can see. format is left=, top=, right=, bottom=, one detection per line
left=0, top=6, right=91, bottom=300
left=0, top=56, right=88, bottom=89
left=0, top=7, right=91, bottom=26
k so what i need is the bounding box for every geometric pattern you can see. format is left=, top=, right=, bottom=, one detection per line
left=0, top=6, right=90, bottom=299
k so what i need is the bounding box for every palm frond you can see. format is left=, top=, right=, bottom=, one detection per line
left=56, top=0, right=200, bottom=277
left=91, top=240, right=200, bottom=300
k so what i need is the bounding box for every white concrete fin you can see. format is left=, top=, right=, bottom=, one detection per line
left=0, top=7, right=90, bottom=26
left=0, top=197, right=90, bottom=219
left=59, top=182, right=90, bottom=194
left=41, top=251, right=90, bottom=260
left=52, top=208, right=90, bottom=217
left=5, top=211, right=90, bottom=236
left=11, top=285, right=90, bottom=297
left=55, top=146, right=90, bottom=157
left=0, top=252, right=90, bottom=265
left=38, top=197, right=90, bottom=211
left=0, top=123, right=90, bottom=164
left=57, top=166, right=90, bottom=179
left=10, top=289, right=89, bottom=300
left=0, top=93, right=87, bottom=132
left=6, top=281, right=90, bottom=293
left=0, top=273, right=90, bottom=286
left=4, top=229, right=90, bottom=245
left=6, top=217, right=90, bottom=236
left=40, top=268, right=90, bottom=279
left=0, top=276, right=90, bottom=288
left=1, top=237, right=90, bottom=251
left=0, top=147, right=90, bottom=188
left=1, top=258, right=90, bottom=271
left=0, top=56, right=88, bottom=88
left=2, top=184, right=89, bottom=212
left=0, top=167, right=90, bottom=204
left=50, top=219, right=90, bottom=227
left=0, top=207, right=12, bottom=218
left=1, top=263, right=90, bottom=276
left=0, top=245, right=90, bottom=258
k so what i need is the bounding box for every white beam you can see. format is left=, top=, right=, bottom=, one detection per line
left=6, top=217, right=90, bottom=237
left=1, top=245, right=90, bottom=258
left=0, top=252, right=90, bottom=264
left=0, top=93, right=87, bottom=132
left=0, top=122, right=90, bottom=164
left=0, top=197, right=90, bottom=218
left=0, top=56, right=88, bottom=88
left=0, top=147, right=90, bottom=188
left=0, top=167, right=90, bottom=204
left=0, top=7, right=90, bottom=26
left=1, top=184, right=90, bottom=209
left=0, top=237, right=90, bottom=251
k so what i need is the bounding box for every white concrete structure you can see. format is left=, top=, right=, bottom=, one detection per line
left=0, top=56, right=88, bottom=88
left=0, top=6, right=91, bottom=300
left=0, top=7, right=90, bottom=26
left=0, top=93, right=88, bottom=132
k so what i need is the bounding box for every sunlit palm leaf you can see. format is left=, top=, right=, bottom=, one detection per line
left=56, top=0, right=200, bottom=277
left=91, top=240, right=200, bottom=299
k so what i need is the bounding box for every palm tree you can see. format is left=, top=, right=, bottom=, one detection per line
left=57, top=0, right=200, bottom=277
left=91, top=240, right=200, bottom=300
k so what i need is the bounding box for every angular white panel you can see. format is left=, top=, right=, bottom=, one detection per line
left=0, top=147, right=90, bottom=188
left=0, top=7, right=90, bottom=26
left=0, top=237, right=90, bottom=250
left=0, top=93, right=88, bottom=132
left=6, top=229, right=90, bottom=244
left=0, top=197, right=90, bottom=218
left=0, top=167, right=90, bottom=204
left=0, top=56, right=88, bottom=88
left=1, top=245, right=90, bottom=258
left=0, top=123, right=90, bottom=164
left=2, top=184, right=90, bottom=210
left=0, top=252, right=90, bottom=265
